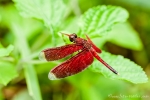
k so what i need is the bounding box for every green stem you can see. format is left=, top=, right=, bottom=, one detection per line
left=45, top=22, right=57, bottom=46
left=12, top=24, right=42, bottom=100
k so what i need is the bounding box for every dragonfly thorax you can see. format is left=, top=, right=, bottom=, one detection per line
left=74, top=38, right=92, bottom=50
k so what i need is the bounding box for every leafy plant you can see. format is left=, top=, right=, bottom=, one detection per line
left=0, top=0, right=148, bottom=100
left=79, top=5, right=129, bottom=37
left=0, top=44, right=18, bottom=85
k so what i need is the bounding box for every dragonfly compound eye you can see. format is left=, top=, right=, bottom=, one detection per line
left=72, top=33, right=77, bottom=38
left=69, top=33, right=77, bottom=42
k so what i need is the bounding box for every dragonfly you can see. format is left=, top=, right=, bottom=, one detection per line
left=39, top=33, right=118, bottom=80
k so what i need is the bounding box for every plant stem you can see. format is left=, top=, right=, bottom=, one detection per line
left=12, top=24, right=42, bottom=100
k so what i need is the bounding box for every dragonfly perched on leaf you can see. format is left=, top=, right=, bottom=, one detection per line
left=39, top=33, right=118, bottom=80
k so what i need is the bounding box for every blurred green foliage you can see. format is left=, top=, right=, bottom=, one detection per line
left=0, top=0, right=150, bottom=100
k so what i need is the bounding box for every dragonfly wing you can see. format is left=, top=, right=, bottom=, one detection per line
left=39, top=44, right=83, bottom=61
left=48, top=50, right=94, bottom=80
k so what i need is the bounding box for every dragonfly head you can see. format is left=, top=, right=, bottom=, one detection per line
left=61, top=32, right=77, bottom=43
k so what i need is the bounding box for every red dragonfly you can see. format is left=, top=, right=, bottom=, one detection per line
left=39, top=33, right=118, bottom=80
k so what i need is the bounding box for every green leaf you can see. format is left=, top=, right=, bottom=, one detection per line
left=0, top=61, right=18, bottom=85
left=0, top=5, right=43, bottom=40
left=89, top=51, right=148, bottom=84
left=13, top=0, right=66, bottom=28
left=0, top=44, right=14, bottom=57
left=107, top=22, right=143, bottom=50
left=79, top=5, right=129, bottom=37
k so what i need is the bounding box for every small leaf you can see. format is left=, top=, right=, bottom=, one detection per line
left=0, top=61, right=18, bottom=85
left=13, top=0, right=66, bottom=28
left=107, top=22, right=143, bottom=50
left=79, top=5, right=129, bottom=36
left=89, top=51, right=148, bottom=84
left=0, top=44, right=14, bottom=57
